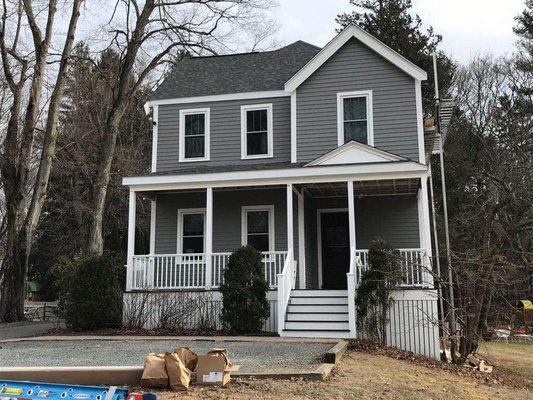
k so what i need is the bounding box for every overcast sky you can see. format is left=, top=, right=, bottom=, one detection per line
left=274, top=0, right=525, bottom=62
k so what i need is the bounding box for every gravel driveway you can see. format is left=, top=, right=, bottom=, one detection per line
left=0, top=338, right=333, bottom=373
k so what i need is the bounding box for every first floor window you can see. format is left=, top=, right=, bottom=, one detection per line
left=241, top=104, right=273, bottom=159
left=337, top=91, right=373, bottom=146
left=179, top=108, right=210, bottom=161
left=242, top=206, right=274, bottom=252
left=178, top=210, right=205, bottom=253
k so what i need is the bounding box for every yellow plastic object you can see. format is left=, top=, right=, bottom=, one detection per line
left=519, top=300, right=533, bottom=310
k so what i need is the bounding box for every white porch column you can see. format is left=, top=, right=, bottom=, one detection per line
left=286, top=184, right=294, bottom=257
left=297, top=189, right=306, bottom=289
left=149, top=200, right=156, bottom=254
left=205, top=186, right=213, bottom=289
left=347, top=181, right=356, bottom=249
left=418, top=176, right=433, bottom=285
left=126, top=189, right=136, bottom=291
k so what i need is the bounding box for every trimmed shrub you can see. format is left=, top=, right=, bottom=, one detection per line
left=220, top=246, right=270, bottom=333
left=355, top=239, right=402, bottom=344
left=56, top=252, right=124, bottom=331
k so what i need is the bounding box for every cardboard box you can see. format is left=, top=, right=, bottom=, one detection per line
left=195, top=349, right=240, bottom=387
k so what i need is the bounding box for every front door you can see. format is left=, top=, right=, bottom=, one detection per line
left=320, top=212, right=350, bottom=289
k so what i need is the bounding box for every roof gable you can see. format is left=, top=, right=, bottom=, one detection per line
left=305, top=141, right=405, bottom=166
left=285, top=24, right=427, bottom=92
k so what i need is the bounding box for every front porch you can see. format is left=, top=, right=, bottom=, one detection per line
left=123, top=155, right=436, bottom=341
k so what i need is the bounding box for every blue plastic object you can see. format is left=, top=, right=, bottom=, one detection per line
left=0, top=381, right=128, bottom=400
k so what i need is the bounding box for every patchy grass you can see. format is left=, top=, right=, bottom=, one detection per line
left=478, top=341, right=533, bottom=387
left=157, top=349, right=532, bottom=400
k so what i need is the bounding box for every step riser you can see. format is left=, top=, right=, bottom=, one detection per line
left=281, top=331, right=352, bottom=339
left=287, top=304, right=348, bottom=313
left=291, top=290, right=348, bottom=297
left=289, top=297, right=347, bottom=305
left=285, top=321, right=349, bottom=330
left=286, top=313, right=349, bottom=321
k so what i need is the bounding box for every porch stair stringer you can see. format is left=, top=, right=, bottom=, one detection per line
left=280, top=290, right=353, bottom=339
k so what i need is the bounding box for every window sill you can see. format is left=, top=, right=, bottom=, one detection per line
left=241, top=154, right=274, bottom=160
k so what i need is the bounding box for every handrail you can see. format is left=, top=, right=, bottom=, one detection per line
left=346, top=247, right=357, bottom=338
left=276, top=248, right=294, bottom=335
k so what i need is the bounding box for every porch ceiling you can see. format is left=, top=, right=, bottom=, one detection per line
left=302, top=178, right=420, bottom=198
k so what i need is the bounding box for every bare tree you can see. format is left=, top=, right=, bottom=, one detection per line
left=439, top=54, right=532, bottom=362
left=82, top=0, right=275, bottom=255
left=0, top=0, right=84, bottom=322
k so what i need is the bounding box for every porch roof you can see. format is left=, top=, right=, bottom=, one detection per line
left=123, top=160, right=427, bottom=192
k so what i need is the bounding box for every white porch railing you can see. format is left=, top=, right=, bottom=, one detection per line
left=277, top=248, right=296, bottom=335
left=354, top=248, right=432, bottom=287
left=346, top=247, right=358, bottom=338
left=132, top=251, right=288, bottom=290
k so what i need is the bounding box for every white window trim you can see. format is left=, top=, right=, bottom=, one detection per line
left=337, top=90, right=374, bottom=147
left=179, top=108, right=210, bottom=162
left=241, top=205, right=275, bottom=252
left=177, top=208, right=206, bottom=254
left=241, top=103, right=274, bottom=160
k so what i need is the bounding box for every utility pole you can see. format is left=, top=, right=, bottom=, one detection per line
left=432, top=53, right=456, bottom=335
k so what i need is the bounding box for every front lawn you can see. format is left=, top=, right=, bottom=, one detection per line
left=157, top=348, right=532, bottom=400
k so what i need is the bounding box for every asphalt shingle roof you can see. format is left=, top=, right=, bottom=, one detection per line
left=150, top=41, right=321, bottom=101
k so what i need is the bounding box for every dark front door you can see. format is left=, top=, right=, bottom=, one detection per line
left=321, top=212, right=350, bottom=289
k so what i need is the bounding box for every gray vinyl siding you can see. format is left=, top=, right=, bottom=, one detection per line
left=296, top=38, right=419, bottom=162
left=154, top=188, right=289, bottom=254
left=303, top=195, right=420, bottom=289
left=157, top=97, right=291, bottom=172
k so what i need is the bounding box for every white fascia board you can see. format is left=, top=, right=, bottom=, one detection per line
left=123, top=161, right=428, bottom=192
left=145, top=90, right=289, bottom=112
left=285, top=24, right=427, bottom=92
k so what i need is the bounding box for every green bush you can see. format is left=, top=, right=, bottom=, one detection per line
left=220, top=246, right=270, bottom=333
left=56, top=252, right=125, bottom=331
left=355, top=239, right=402, bottom=344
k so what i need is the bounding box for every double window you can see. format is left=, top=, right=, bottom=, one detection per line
left=241, top=104, right=273, bottom=159
left=177, top=209, right=205, bottom=253
left=179, top=108, right=210, bottom=162
left=337, top=91, right=373, bottom=146
left=241, top=205, right=274, bottom=252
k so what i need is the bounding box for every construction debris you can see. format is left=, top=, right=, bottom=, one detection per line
left=140, top=347, right=239, bottom=391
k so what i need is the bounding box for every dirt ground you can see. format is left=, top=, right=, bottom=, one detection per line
left=156, top=348, right=533, bottom=400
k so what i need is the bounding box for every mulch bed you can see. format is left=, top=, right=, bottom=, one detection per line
left=41, top=327, right=277, bottom=337
left=348, top=339, right=531, bottom=391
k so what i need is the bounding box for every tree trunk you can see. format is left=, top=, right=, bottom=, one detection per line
left=85, top=117, right=123, bottom=255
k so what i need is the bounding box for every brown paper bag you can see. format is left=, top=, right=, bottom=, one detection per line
left=140, top=353, right=168, bottom=388
left=164, top=351, right=191, bottom=391
left=173, top=347, right=198, bottom=371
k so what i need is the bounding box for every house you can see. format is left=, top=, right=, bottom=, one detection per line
left=122, top=24, right=440, bottom=359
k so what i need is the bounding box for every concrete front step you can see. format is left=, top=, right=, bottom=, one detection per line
left=281, top=329, right=352, bottom=339
left=289, top=296, right=348, bottom=305
left=287, top=304, right=348, bottom=313
left=286, top=312, right=349, bottom=321
left=284, top=321, right=349, bottom=330
left=291, top=290, right=348, bottom=297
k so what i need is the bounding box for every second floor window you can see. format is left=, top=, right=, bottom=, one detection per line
left=337, top=91, right=374, bottom=147
left=241, top=104, right=273, bottom=159
left=179, top=108, right=210, bottom=162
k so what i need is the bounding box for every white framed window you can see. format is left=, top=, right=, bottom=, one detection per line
left=241, top=205, right=275, bottom=252
left=241, top=103, right=273, bottom=159
left=179, top=108, right=210, bottom=162
left=177, top=208, right=206, bottom=253
left=337, top=90, right=373, bottom=147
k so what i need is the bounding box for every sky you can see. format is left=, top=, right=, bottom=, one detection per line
left=273, top=0, right=526, bottom=62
